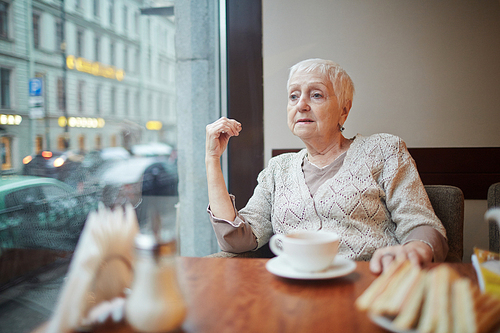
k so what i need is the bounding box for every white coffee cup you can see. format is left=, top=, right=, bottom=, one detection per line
left=269, top=230, right=340, bottom=272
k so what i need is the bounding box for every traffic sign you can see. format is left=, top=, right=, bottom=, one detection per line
left=29, top=78, right=43, bottom=96
left=29, top=78, right=44, bottom=119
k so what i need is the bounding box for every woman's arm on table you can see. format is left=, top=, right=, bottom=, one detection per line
left=369, top=137, right=448, bottom=274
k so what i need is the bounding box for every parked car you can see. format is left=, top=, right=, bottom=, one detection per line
left=22, top=150, right=84, bottom=182
left=98, top=157, right=178, bottom=228
left=64, top=147, right=131, bottom=192
left=0, top=175, right=99, bottom=252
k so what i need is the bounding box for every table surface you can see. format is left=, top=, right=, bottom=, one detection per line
left=34, top=257, right=477, bottom=333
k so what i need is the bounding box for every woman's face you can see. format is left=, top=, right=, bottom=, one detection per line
left=287, top=70, right=348, bottom=143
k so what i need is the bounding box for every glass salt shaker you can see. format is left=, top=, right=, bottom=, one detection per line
left=125, top=233, right=187, bottom=332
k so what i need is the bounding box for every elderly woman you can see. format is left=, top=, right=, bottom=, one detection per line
left=205, top=58, right=448, bottom=273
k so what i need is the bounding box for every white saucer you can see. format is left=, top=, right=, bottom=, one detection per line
left=265, top=256, right=356, bottom=280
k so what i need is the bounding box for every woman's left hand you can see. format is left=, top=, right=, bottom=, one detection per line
left=369, top=241, right=433, bottom=275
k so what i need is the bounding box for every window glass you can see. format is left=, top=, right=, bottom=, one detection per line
left=5, top=187, right=42, bottom=209
left=32, top=13, right=40, bottom=48
left=76, top=29, right=83, bottom=57
left=94, top=0, right=99, bottom=17
left=1, top=136, right=11, bottom=170
left=0, top=0, right=222, bottom=331
left=109, top=0, right=114, bottom=25
left=0, top=67, right=10, bottom=108
left=0, top=1, right=8, bottom=38
left=55, top=20, right=63, bottom=53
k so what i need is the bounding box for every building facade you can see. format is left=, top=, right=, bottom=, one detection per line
left=0, top=0, right=176, bottom=173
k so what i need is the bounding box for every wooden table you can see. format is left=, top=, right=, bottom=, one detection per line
left=35, top=257, right=477, bottom=333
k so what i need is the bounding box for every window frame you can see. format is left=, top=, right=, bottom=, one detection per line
left=77, top=80, right=85, bottom=113
left=0, top=67, right=11, bottom=109
left=1, top=135, right=12, bottom=170
left=94, top=35, right=100, bottom=61
left=55, top=19, right=63, bottom=53
left=108, top=0, right=114, bottom=25
left=57, top=77, right=65, bottom=111
left=122, top=5, right=127, bottom=32
left=32, top=11, right=41, bottom=49
left=0, top=0, right=10, bottom=40
left=76, top=28, right=84, bottom=58
left=94, top=0, right=100, bottom=18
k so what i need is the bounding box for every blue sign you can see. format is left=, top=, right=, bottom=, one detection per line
left=29, top=78, right=43, bottom=96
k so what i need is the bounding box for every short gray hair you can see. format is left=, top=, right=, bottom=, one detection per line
left=288, top=58, right=355, bottom=109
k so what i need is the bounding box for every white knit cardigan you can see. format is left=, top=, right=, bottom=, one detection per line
left=235, top=133, right=447, bottom=261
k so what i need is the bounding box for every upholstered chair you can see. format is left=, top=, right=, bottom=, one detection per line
left=488, top=183, right=500, bottom=253
left=207, top=185, right=465, bottom=263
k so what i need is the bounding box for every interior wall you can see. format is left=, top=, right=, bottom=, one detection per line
left=262, top=0, right=500, bottom=262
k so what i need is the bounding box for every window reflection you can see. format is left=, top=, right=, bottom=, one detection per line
left=0, top=0, right=178, bottom=330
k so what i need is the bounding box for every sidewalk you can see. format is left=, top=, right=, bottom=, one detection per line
left=0, top=258, right=69, bottom=333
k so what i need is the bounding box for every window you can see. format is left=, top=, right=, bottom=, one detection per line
left=134, top=48, right=139, bottom=73
left=124, top=89, right=128, bottom=116
left=147, top=18, right=150, bottom=41
left=33, top=13, right=40, bottom=48
left=0, top=1, right=9, bottom=39
left=147, top=51, right=151, bottom=77
left=109, top=42, right=114, bottom=64
left=134, top=11, right=139, bottom=36
left=123, top=46, right=128, bottom=71
left=123, top=6, right=127, bottom=32
left=55, top=20, right=63, bottom=53
left=108, top=0, right=114, bottom=25
left=1, top=136, right=12, bottom=170
left=135, top=91, right=140, bottom=116
left=94, top=36, right=100, bottom=61
left=94, top=0, right=99, bottom=17
left=57, top=135, right=66, bottom=150
left=75, top=0, right=82, bottom=10
left=57, top=77, right=65, bottom=110
left=78, top=134, right=85, bottom=152
left=76, top=29, right=84, bottom=57
left=95, top=134, right=102, bottom=149
left=35, top=135, right=43, bottom=153
left=95, top=85, right=101, bottom=114
left=77, top=81, right=84, bottom=113
left=0, top=68, right=10, bottom=108
left=110, top=87, right=115, bottom=115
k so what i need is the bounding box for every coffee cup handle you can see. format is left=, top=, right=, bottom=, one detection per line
left=269, top=234, right=285, bottom=256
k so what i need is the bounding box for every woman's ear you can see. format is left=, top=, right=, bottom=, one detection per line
left=341, top=100, right=352, bottom=120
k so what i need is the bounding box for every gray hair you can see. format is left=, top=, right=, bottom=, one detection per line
left=287, top=58, right=355, bottom=109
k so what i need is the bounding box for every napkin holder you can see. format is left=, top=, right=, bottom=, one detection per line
left=46, top=203, right=139, bottom=333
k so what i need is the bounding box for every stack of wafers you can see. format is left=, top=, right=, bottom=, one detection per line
left=355, top=259, right=500, bottom=333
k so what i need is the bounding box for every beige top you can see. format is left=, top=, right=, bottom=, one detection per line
left=208, top=133, right=448, bottom=261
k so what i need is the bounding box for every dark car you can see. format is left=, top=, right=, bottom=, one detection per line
left=0, top=175, right=99, bottom=252
left=22, top=150, right=84, bottom=182
left=98, top=157, right=178, bottom=228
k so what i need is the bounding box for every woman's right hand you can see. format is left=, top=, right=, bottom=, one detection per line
left=205, top=117, right=242, bottom=159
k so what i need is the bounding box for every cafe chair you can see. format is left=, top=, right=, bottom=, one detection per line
left=488, top=182, right=500, bottom=253
left=424, top=185, right=464, bottom=262
left=207, top=185, right=465, bottom=263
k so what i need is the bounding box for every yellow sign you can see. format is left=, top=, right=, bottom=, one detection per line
left=58, top=116, right=105, bottom=128
left=0, top=114, right=22, bottom=125
left=66, top=55, right=125, bottom=81
left=146, top=121, right=163, bottom=130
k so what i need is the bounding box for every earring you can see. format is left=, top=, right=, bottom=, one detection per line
left=339, top=123, right=345, bottom=132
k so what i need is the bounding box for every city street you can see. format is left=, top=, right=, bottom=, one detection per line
left=0, top=257, right=70, bottom=333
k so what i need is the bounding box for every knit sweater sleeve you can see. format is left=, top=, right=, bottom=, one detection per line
left=380, top=135, right=448, bottom=244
